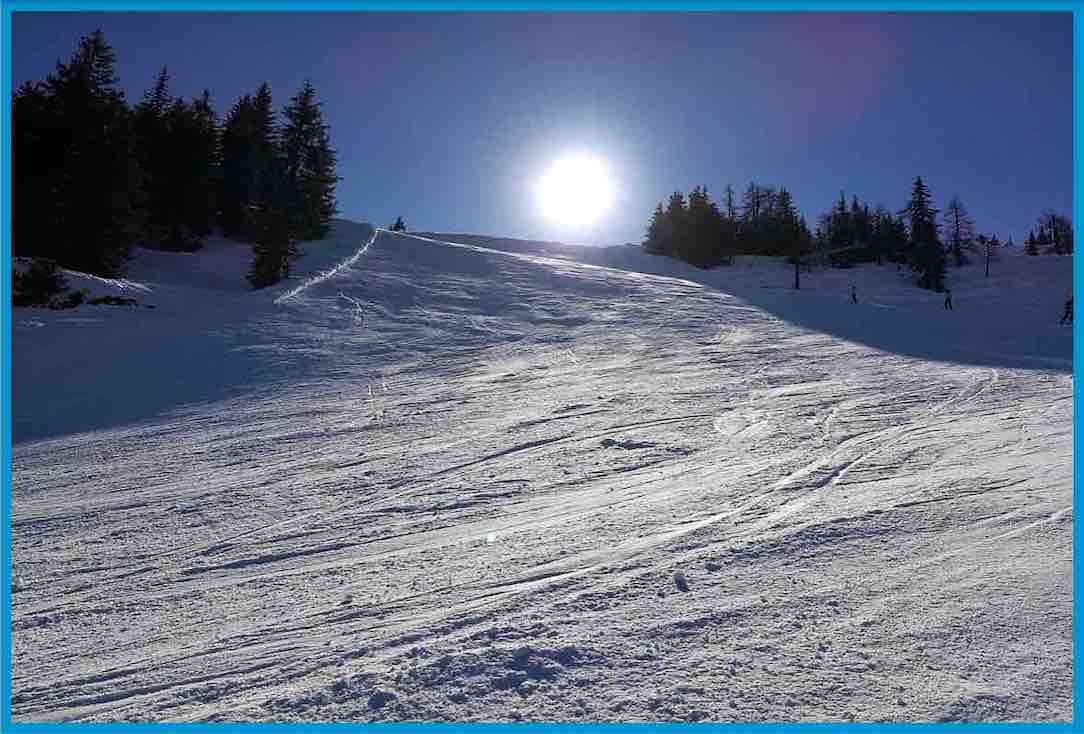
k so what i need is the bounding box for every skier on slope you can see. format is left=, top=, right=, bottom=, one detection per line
left=943, top=288, right=953, bottom=311
left=1060, top=296, right=1073, bottom=325
left=850, top=285, right=858, bottom=304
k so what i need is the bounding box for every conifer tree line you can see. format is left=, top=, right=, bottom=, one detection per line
left=1024, top=211, right=1074, bottom=256
left=642, top=175, right=1072, bottom=292
left=12, top=30, right=340, bottom=289
left=643, top=183, right=812, bottom=268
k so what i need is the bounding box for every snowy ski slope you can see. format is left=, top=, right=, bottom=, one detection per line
left=10, top=222, right=1072, bottom=721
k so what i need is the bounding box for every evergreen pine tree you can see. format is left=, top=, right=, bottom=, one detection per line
left=251, top=83, right=278, bottom=216
left=683, top=186, right=726, bottom=267
left=791, top=213, right=813, bottom=289
left=11, top=81, right=56, bottom=260
left=133, top=71, right=217, bottom=251
left=132, top=68, right=173, bottom=248
left=901, top=176, right=945, bottom=290
left=887, top=213, right=909, bottom=264
left=164, top=96, right=216, bottom=250
left=869, top=206, right=889, bottom=264
left=643, top=202, right=667, bottom=255
left=132, top=70, right=218, bottom=251
left=739, top=182, right=767, bottom=253
left=663, top=191, right=687, bottom=258
left=280, top=80, right=339, bottom=240
left=247, top=207, right=296, bottom=289
left=12, top=30, right=140, bottom=276
left=220, top=84, right=278, bottom=240
left=220, top=95, right=256, bottom=237
left=850, top=195, right=871, bottom=248
left=817, top=191, right=866, bottom=266
left=188, top=90, right=220, bottom=239
left=773, top=187, right=802, bottom=259
left=829, top=191, right=852, bottom=252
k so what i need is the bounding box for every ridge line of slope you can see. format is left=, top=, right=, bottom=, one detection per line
left=274, top=227, right=380, bottom=304
left=391, top=230, right=716, bottom=291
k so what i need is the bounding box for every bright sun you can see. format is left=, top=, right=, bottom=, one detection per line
left=536, top=154, right=615, bottom=228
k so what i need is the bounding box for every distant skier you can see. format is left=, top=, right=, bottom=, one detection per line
left=943, top=289, right=953, bottom=311
left=1060, top=296, right=1073, bottom=325
left=850, top=285, right=858, bottom=304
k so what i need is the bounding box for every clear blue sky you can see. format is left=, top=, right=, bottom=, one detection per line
left=12, top=11, right=1072, bottom=246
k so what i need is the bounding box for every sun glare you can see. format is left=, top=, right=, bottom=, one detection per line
left=536, top=154, right=615, bottom=229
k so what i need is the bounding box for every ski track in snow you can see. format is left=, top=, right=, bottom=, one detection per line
left=10, top=224, right=1072, bottom=722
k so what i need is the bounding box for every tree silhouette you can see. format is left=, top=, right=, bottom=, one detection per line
left=12, top=30, right=140, bottom=275
left=901, top=176, right=945, bottom=290
left=281, top=80, right=339, bottom=240
left=942, top=196, right=975, bottom=266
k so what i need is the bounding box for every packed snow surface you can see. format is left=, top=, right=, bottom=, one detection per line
left=10, top=222, right=1072, bottom=721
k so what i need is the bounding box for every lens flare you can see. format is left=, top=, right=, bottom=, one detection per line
left=535, top=154, right=615, bottom=228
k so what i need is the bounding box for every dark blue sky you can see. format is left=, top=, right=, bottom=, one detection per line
left=13, top=11, right=1072, bottom=246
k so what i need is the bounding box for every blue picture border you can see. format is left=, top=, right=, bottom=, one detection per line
left=0, top=0, right=1077, bottom=730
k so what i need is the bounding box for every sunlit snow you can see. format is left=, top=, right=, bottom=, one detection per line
left=11, top=222, right=1072, bottom=722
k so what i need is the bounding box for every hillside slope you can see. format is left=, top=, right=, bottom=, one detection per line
left=10, top=226, right=1072, bottom=722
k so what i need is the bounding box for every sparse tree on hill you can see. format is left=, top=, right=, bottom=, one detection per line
left=722, top=185, right=738, bottom=223
left=942, top=196, right=975, bottom=266
left=1038, top=210, right=1073, bottom=255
